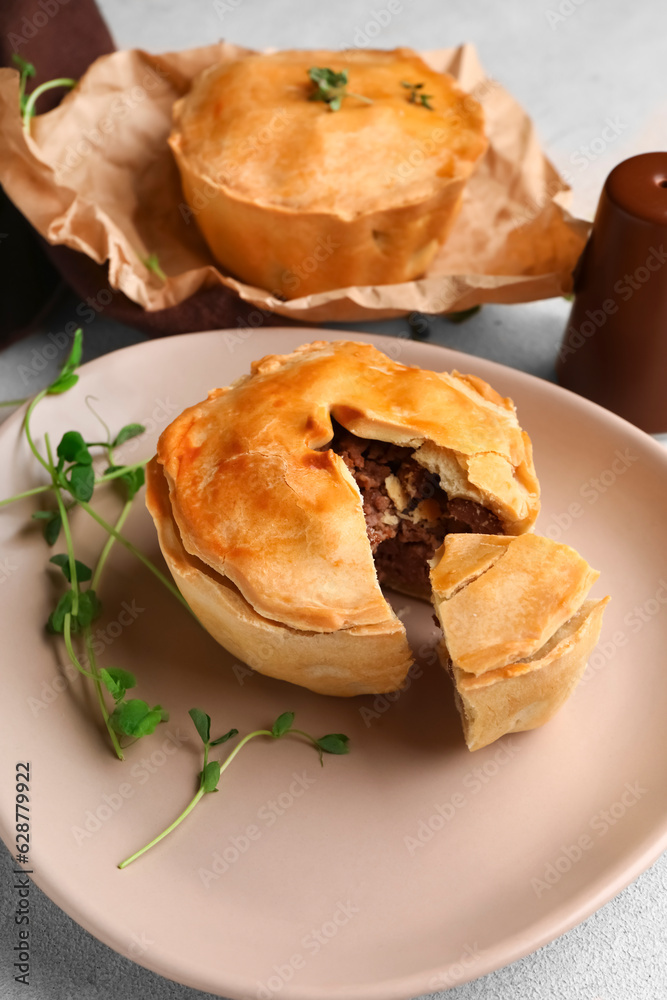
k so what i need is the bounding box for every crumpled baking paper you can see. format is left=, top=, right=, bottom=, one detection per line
left=0, top=42, right=590, bottom=323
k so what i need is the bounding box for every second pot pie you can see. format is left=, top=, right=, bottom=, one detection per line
left=169, top=48, right=488, bottom=298
left=146, top=340, right=540, bottom=696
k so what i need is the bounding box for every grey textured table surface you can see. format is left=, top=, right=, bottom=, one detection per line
left=1, top=1, right=667, bottom=998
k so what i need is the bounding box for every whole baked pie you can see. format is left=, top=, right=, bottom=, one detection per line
left=146, top=341, right=540, bottom=700
left=169, top=48, right=488, bottom=297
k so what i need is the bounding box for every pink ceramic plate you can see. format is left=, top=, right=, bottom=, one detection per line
left=1, top=330, right=666, bottom=1000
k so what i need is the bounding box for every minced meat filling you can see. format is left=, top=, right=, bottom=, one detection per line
left=330, top=426, right=503, bottom=595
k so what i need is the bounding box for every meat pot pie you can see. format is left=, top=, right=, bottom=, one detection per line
left=146, top=341, right=539, bottom=697
left=169, top=48, right=488, bottom=298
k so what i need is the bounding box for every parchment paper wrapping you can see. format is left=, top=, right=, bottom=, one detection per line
left=0, top=42, right=590, bottom=323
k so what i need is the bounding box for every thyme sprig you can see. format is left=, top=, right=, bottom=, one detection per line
left=401, top=80, right=434, bottom=110
left=308, top=67, right=373, bottom=112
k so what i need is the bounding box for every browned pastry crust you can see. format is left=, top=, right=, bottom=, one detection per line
left=430, top=533, right=610, bottom=750
left=146, top=457, right=412, bottom=697
left=146, top=340, right=540, bottom=697
left=169, top=48, right=488, bottom=297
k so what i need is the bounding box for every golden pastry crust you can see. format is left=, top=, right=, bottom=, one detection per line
left=146, top=457, right=412, bottom=697
left=155, top=341, right=540, bottom=641
left=431, top=533, right=599, bottom=674
left=448, top=599, right=609, bottom=751
left=169, top=48, right=488, bottom=297
left=430, top=533, right=609, bottom=750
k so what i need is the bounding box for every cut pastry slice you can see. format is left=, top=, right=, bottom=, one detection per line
left=430, top=533, right=610, bottom=750
left=146, top=340, right=540, bottom=696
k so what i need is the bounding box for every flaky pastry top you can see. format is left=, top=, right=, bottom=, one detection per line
left=430, top=533, right=600, bottom=674
left=169, top=48, right=487, bottom=215
left=156, top=341, right=539, bottom=632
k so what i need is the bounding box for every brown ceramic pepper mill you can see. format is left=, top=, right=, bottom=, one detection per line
left=556, top=152, right=667, bottom=433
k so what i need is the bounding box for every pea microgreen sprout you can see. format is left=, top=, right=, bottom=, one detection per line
left=0, top=328, right=184, bottom=603
left=118, top=710, right=350, bottom=868
left=308, top=67, right=373, bottom=112
left=0, top=328, right=189, bottom=758
left=11, top=55, right=76, bottom=135
left=11, top=54, right=35, bottom=116
left=401, top=80, right=434, bottom=110
left=140, top=252, right=167, bottom=282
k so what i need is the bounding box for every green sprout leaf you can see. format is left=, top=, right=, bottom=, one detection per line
left=75, top=589, right=102, bottom=628
left=65, top=463, right=95, bottom=502
left=190, top=708, right=238, bottom=750
left=47, top=329, right=82, bottom=394
left=12, top=54, right=35, bottom=115
left=209, top=728, right=239, bottom=747
left=189, top=707, right=211, bottom=745
left=201, top=760, right=221, bottom=793
left=271, top=711, right=295, bottom=738
left=141, top=252, right=167, bottom=282
left=47, top=589, right=101, bottom=633
left=12, top=54, right=35, bottom=80
left=315, top=734, right=350, bottom=755
left=32, top=509, right=62, bottom=545
left=49, top=553, right=92, bottom=583
left=100, top=667, right=137, bottom=703
left=105, top=464, right=145, bottom=501
left=112, top=423, right=145, bottom=447
left=122, top=466, right=145, bottom=500
left=57, top=431, right=91, bottom=466
left=47, top=372, right=79, bottom=395
left=47, top=590, right=74, bottom=633
left=64, top=327, right=83, bottom=371
left=111, top=699, right=169, bottom=738
left=44, top=511, right=62, bottom=545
